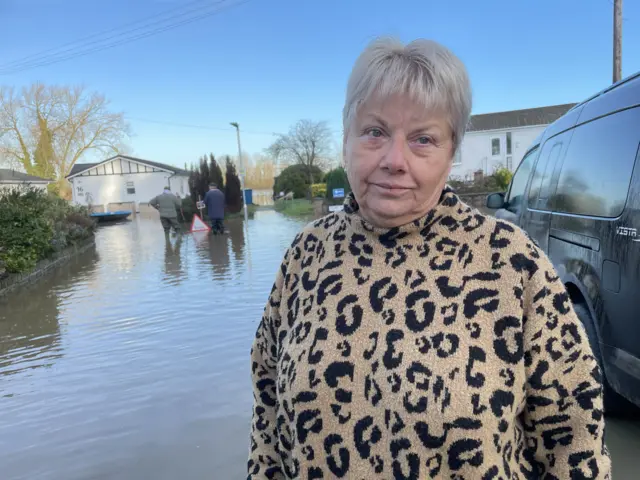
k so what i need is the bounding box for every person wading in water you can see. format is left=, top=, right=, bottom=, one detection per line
left=203, top=183, right=226, bottom=234
left=150, top=186, right=182, bottom=236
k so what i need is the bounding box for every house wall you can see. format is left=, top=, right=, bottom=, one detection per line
left=450, top=125, right=545, bottom=180
left=167, top=175, right=189, bottom=198
left=69, top=158, right=189, bottom=210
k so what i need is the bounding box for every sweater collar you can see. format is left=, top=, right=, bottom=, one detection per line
left=342, top=186, right=471, bottom=248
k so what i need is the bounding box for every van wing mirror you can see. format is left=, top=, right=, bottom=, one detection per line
left=486, top=192, right=506, bottom=210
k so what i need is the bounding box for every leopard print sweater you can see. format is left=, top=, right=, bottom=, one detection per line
left=248, top=188, right=611, bottom=480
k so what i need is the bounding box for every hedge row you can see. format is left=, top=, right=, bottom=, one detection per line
left=0, top=188, right=96, bottom=274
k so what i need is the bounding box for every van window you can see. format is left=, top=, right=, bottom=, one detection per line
left=505, top=146, right=538, bottom=215
left=554, top=107, right=640, bottom=218
left=527, top=131, right=571, bottom=211
left=528, top=142, right=560, bottom=209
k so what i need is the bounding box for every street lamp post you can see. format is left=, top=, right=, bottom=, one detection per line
left=613, top=0, right=623, bottom=83
left=230, top=122, right=249, bottom=225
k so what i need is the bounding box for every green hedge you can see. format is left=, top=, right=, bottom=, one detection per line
left=0, top=188, right=96, bottom=274
left=273, top=164, right=324, bottom=199
left=325, top=167, right=351, bottom=203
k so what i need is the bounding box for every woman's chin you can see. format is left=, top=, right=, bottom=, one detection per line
left=365, top=198, right=418, bottom=225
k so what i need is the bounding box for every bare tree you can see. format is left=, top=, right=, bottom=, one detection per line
left=267, top=119, right=332, bottom=188
left=330, top=139, right=344, bottom=170
left=0, top=84, right=129, bottom=193
left=245, top=157, right=276, bottom=190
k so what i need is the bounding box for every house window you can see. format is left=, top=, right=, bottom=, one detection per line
left=506, top=132, right=512, bottom=155
left=126, top=181, right=135, bottom=195
left=491, top=138, right=501, bottom=156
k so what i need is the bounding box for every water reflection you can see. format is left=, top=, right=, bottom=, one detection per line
left=163, top=235, right=184, bottom=284
left=0, top=247, right=99, bottom=383
left=228, top=219, right=246, bottom=264
left=202, top=232, right=231, bottom=279
left=0, top=291, right=62, bottom=381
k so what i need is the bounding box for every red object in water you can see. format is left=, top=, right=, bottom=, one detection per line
left=190, top=214, right=210, bottom=233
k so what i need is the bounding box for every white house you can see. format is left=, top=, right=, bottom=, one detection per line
left=0, top=169, right=52, bottom=192
left=450, top=103, right=576, bottom=180
left=67, top=155, right=190, bottom=211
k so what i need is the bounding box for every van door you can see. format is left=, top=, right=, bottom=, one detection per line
left=495, top=146, right=539, bottom=225
left=548, top=106, right=640, bottom=404
left=520, top=131, right=572, bottom=252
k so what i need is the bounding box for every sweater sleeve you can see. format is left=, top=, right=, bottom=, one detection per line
left=521, top=253, right=611, bottom=479
left=247, top=259, right=287, bottom=480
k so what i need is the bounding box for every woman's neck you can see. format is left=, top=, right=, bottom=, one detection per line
left=342, top=186, right=466, bottom=244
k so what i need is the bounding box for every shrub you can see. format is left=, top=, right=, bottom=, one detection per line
left=0, top=188, right=95, bottom=273
left=492, top=167, right=513, bottom=191
left=311, top=183, right=327, bottom=198
left=325, top=167, right=351, bottom=201
left=224, top=157, right=244, bottom=213
left=273, top=164, right=324, bottom=199
left=447, top=169, right=509, bottom=195
left=448, top=179, right=465, bottom=192
left=180, top=197, right=198, bottom=223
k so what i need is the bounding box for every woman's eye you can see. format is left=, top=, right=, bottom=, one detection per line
left=416, top=136, right=432, bottom=145
left=366, top=128, right=383, bottom=138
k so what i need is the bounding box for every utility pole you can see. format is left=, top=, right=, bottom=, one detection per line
left=230, top=122, right=249, bottom=225
left=613, top=0, right=623, bottom=83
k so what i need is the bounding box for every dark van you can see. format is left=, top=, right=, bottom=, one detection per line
left=488, top=72, right=640, bottom=414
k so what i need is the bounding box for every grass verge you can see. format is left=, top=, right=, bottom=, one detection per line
left=274, top=199, right=314, bottom=217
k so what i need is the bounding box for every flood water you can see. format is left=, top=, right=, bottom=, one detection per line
left=1, top=210, right=639, bottom=479
left=0, top=211, right=306, bottom=480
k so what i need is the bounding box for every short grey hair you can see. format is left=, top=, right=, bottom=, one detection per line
left=343, top=37, right=472, bottom=149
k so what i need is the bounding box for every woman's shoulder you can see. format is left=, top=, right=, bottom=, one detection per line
left=280, top=211, right=346, bottom=263
left=295, top=211, right=346, bottom=241
left=453, top=201, right=534, bottom=249
left=453, top=202, right=551, bottom=274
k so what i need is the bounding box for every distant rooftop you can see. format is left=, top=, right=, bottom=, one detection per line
left=0, top=169, right=51, bottom=183
left=67, top=155, right=189, bottom=178
left=468, top=103, right=577, bottom=132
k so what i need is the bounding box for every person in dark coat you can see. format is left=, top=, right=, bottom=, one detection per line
left=203, top=183, right=225, bottom=234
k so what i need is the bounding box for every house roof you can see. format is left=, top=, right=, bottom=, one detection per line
left=467, top=103, right=577, bottom=132
left=0, top=169, right=52, bottom=184
left=67, top=155, right=189, bottom=178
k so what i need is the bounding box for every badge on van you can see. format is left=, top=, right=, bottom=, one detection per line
left=616, top=226, right=640, bottom=242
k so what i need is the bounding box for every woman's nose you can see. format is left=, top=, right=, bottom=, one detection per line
left=380, top=134, right=409, bottom=173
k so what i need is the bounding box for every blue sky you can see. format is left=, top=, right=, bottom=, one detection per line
left=1, top=0, right=638, bottom=168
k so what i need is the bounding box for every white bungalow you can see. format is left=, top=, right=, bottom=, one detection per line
left=451, top=103, right=576, bottom=180
left=66, top=155, right=190, bottom=212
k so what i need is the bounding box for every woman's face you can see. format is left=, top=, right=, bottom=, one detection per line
left=344, top=94, right=455, bottom=228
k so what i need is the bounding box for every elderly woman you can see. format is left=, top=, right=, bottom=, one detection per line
left=248, top=38, right=611, bottom=479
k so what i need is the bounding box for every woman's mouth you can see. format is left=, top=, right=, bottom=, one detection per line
left=371, top=183, right=411, bottom=196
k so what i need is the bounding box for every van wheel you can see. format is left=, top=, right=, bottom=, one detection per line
left=573, top=303, right=636, bottom=416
